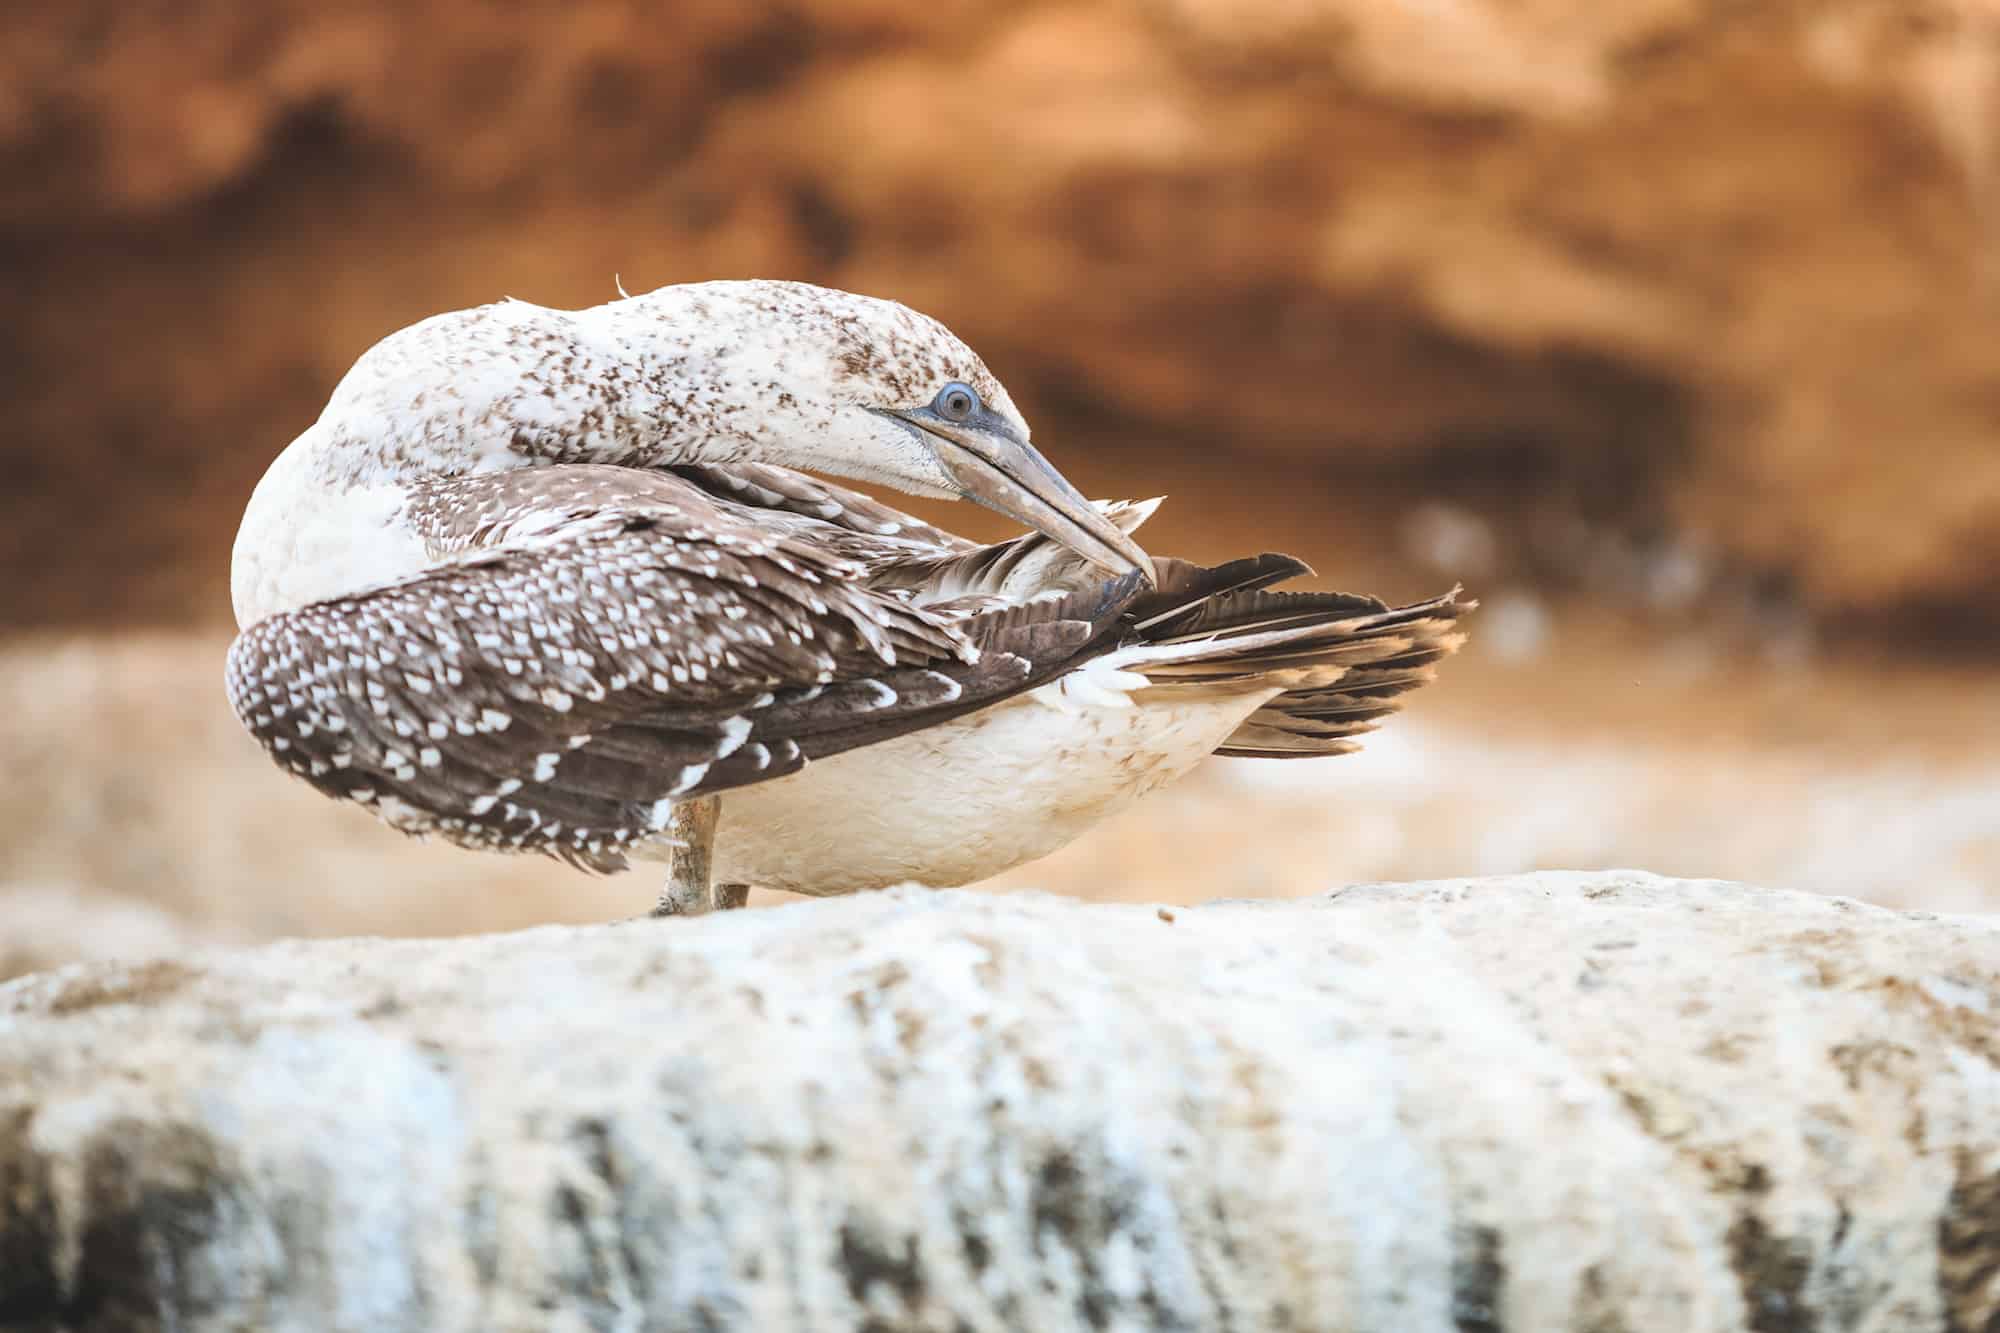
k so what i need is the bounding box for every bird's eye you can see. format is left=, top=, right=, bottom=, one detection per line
left=934, top=383, right=980, bottom=423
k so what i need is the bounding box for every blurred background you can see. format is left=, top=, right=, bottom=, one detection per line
left=3, top=0, right=1998, bottom=978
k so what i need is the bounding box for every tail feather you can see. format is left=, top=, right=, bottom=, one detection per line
left=1124, top=571, right=1471, bottom=759
left=1126, top=553, right=1314, bottom=631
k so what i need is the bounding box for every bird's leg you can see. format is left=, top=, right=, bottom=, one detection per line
left=652, top=796, right=747, bottom=915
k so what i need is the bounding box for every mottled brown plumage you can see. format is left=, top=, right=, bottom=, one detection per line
left=229, top=465, right=1145, bottom=872
left=227, top=280, right=1470, bottom=898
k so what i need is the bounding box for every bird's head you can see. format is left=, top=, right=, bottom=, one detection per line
left=310, top=279, right=1152, bottom=584
left=625, top=280, right=1155, bottom=585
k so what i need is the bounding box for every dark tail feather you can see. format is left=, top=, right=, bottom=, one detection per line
left=1124, top=561, right=1472, bottom=758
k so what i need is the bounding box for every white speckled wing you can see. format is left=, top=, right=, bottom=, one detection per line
left=226, top=465, right=1143, bottom=872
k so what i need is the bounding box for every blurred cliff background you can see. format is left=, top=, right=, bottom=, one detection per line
left=3, top=0, right=1997, bottom=976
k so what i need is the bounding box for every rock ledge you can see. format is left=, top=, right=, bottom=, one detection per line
left=2, top=871, right=1997, bottom=1331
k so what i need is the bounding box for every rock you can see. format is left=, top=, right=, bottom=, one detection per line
left=1, top=871, right=1996, bottom=1331
left=4, top=2, right=1999, bottom=637
left=0, top=885, right=244, bottom=985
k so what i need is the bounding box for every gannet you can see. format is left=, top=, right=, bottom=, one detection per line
left=226, top=281, right=1469, bottom=913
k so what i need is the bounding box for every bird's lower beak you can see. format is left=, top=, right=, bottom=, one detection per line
left=910, top=419, right=1156, bottom=586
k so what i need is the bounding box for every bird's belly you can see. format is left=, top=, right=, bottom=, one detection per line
left=709, top=685, right=1278, bottom=895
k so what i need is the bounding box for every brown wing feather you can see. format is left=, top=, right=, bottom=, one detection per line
left=670, top=462, right=973, bottom=555
left=1130, top=583, right=1472, bottom=757
left=227, top=468, right=1145, bottom=873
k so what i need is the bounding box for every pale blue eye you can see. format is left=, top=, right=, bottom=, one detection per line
left=934, top=383, right=979, bottom=423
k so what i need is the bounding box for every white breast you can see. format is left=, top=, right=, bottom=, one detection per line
left=705, top=681, right=1283, bottom=895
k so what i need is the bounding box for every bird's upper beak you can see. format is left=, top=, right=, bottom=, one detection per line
left=886, top=407, right=1156, bottom=587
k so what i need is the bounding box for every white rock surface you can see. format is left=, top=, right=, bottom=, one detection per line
left=1, top=871, right=1996, bottom=1332
left=0, top=884, right=245, bottom=984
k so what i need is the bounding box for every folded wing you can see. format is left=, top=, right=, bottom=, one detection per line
left=227, top=467, right=1141, bottom=871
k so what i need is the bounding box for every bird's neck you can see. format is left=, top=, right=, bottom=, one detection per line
left=309, top=294, right=790, bottom=491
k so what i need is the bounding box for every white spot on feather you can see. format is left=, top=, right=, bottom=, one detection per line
left=715, top=715, right=753, bottom=759
left=920, top=670, right=963, bottom=702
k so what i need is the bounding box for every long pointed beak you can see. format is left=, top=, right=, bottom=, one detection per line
left=891, top=411, right=1156, bottom=586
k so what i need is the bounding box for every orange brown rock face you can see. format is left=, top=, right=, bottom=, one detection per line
left=3, top=1, right=1997, bottom=643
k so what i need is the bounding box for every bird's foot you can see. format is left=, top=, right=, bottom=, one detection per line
left=648, top=880, right=749, bottom=917
left=647, top=796, right=749, bottom=916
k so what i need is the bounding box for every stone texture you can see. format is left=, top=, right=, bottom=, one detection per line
left=0, top=885, right=243, bottom=984
left=1, top=871, right=1996, bottom=1331
left=3, top=1, right=1999, bottom=638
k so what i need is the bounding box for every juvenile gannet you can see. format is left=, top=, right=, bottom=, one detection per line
left=226, top=281, right=1469, bottom=913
